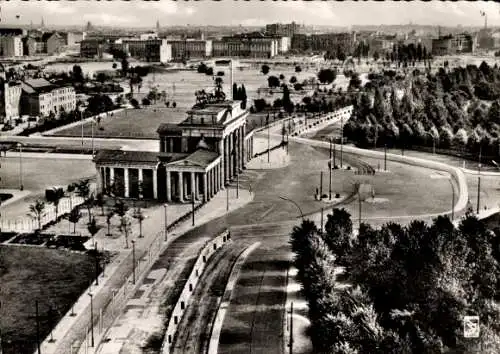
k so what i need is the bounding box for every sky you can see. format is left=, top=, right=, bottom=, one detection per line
left=1, top=1, right=500, bottom=28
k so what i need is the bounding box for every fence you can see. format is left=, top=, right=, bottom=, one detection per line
left=161, top=229, right=231, bottom=353
left=39, top=197, right=211, bottom=354
left=0, top=195, right=85, bottom=233
left=75, top=230, right=166, bottom=354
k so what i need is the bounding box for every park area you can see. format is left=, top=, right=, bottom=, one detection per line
left=48, top=65, right=336, bottom=139
left=0, top=245, right=98, bottom=354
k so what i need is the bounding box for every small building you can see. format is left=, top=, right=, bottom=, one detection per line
left=432, top=33, right=475, bottom=56
left=20, top=78, right=76, bottom=118
left=44, top=32, right=66, bottom=55
left=25, top=35, right=46, bottom=56
left=94, top=100, right=255, bottom=202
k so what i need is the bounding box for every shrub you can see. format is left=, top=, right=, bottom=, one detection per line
left=335, top=193, right=340, bottom=198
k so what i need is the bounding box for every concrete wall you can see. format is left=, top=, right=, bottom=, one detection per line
left=161, top=229, right=231, bottom=353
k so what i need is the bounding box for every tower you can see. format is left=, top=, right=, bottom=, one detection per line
left=156, top=19, right=160, bottom=33
left=40, top=17, right=45, bottom=29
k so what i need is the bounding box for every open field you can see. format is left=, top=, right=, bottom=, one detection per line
left=0, top=245, right=97, bottom=354
left=0, top=156, right=95, bottom=219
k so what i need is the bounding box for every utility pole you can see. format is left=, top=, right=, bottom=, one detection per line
left=358, top=190, right=362, bottom=229
left=94, top=242, right=99, bottom=286
left=132, top=240, right=136, bottom=285
left=384, top=144, right=387, bottom=171
left=333, top=142, right=336, bottom=167
left=36, top=300, right=41, bottom=354
left=320, top=171, right=323, bottom=197
left=267, top=116, right=271, bottom=163
left=328, top=161, right=332, bottom=200
left=477, top=145, right=482, bottom=214
left=451, top=181, right=455, bottom=221
left=163, top=204, right=168, bottom=242
left=226, top=184, right=229, bottom=211
left=289, top=302, right=294, bottom=354
left=191, top=192, right=195, bottom=226
left=88, top=293, right=94, bottom=347
left=320, top=207, right=324, bottom=233
left=18, top=143, right=23, bottom=191
left=340, top=116, right=344, bottom=168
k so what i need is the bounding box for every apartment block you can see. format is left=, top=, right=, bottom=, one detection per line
left=21, top=78, right=76, bottom=118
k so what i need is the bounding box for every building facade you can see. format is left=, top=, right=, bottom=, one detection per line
left=0, top=81, right=22, bottom=123
left=94, top=100, right=255, bottom=203
left=80, top=38, right=106, bottom=58
left=123, top=38, right=171, bottom=63
left=169, top=39, right=212, bottom=60
left=20, top=78, right=76, bottom=118
left=45, top=32, right=66, bottom=55
left=0, top=36, right=24, bottom=57
left=213, top=34, right=279, bottom=58
left=432, top=33, right=475, bottom=56
left=265, top=22, right=303, bottom=38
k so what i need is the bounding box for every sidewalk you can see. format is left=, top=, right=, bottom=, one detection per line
left=89, top=188, right=253, bottom=354
left=38, top=186, right=253, bottom=354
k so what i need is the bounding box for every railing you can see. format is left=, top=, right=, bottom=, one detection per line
left=39, top=197, right=211, bottom=354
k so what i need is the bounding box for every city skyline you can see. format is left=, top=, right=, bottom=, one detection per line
left=0, top=1, right=499, bottom=29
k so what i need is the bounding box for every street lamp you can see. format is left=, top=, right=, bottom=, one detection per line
left=78, top=104, right=85, bottom=153
left=163, top=204, right=168, bottom=241
left=279, top=196, right=304, bottom=220
left=438, top=172, right=455, bottom=221
left=17, top=143, right=23, bottom=191
left=131, top=240, right=136, bottom=285
left=424, top=131, right=436, bottom=155
left=88, top=292, right=94, bottom=347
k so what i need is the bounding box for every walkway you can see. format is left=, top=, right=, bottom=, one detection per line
left=39, top=186, right=254, bottom=354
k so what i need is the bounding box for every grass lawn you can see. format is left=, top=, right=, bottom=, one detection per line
left=0, top=156, right=95, bottom=219
left=0, top=245, right=97, bottom=354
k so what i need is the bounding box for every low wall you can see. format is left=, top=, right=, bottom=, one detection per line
left=289, top=136, right=469, bottom=217
left=291, top=105, right=353, bottom=136
left=207, top=241, right=261, bottom=354
left=161, top=229, right=231, bottom=353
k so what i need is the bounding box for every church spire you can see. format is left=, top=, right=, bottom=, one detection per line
left=156, top=19, right=160, bottom=33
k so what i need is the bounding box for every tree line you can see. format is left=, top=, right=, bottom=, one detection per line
left=291, top=209, right=500, bottom=353
left=344, top=62, right=500, bottom=162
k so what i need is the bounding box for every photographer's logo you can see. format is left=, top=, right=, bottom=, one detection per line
left=463, top=315, right=480, bottom=338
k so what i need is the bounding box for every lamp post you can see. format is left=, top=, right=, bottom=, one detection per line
left=88, top=292, right=94, bottom=347
left=78, top=105, right=85, bottom=154
left=94, top=242, right=99, bottom=286
left=328, top=160, right=332, bottom=200
left=35, top=300, right=41, bottom=354
left=340, top=115, right=343, bottom=168
left=163, top=204, right=168, bottom=241
left=424, top=131, right=436, bottom=155
left=191, top=192, right=195, bottom=226
left=226, top=183, right=229, bottom=211
left=279, top=196, right=304, bottom=220
left=131, top=240, right=136, bottom=285
left=17, top=143, right=23, bottom=191
left=477, top=145, right=482, bottom=214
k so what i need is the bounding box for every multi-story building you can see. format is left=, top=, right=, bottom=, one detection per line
left=20, top=78, right=76, bottom=118
left=25, top=35, right=46, bottom=56
left=265, top=22, right=304, bottom=38
left=309, top=32, right=356, bottom=56
left=169, top=39, right=213, bottom=60
left=278, top=36, right=291, bottom=54
left=80, top=38, right=107, bottom=58
left=122, top=38, right=171, bottom=63
left=44, top=32, right=66, bottom=55
left=65, top=31, right=85, bottom=46
left=370, top=35, right=397, bottom=55
left=0, top=36, right=24, bottom=57
left=291, top=33, right=311, bottom=52
left=94, top=100, right=254, bottom=202
left=432, top=33, right=475, bottom=56
left=212, top=33, right=279, bottom=58
left=0, top=81, right=22, bottom=123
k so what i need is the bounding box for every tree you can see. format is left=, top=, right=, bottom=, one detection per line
left=95, top=193, right=105, bottom=216
left=72, top=65, right=84, bottom=82
left=295, top=65, right=302, bottom=73
left=240, top=84, right=247, bottom=109
left=261, top=64, right=270, bottom=75
left=76, top=179, right=94, bottom=223
left=119, top=216, right=132, bottom=249
left=348, top=72, right=362, bottom=91
left=337, top=51, right=346, bottom=62
left=290, top=76, right=298, bottom=84
left=232, top=83, right=238, bottom=100
left=28, top=199, right=46, bottom=231
left=67, top=206, right=82, bottom=234
left=373, top=51, right=380, bottom=62
left=87, top=216, right=100, bottom=239
left=268, top=75, right=280, bottom=88
left=142, top=97, right=151, bottom=106
left=47, top=188, right=65, bottom=222
left=121, top=57, right=129, bottom=77
left=197, top=62, right=208, bottom=74
left=132, top=208, right=145, bottom=238
left=113, top=199, right=129, bottom=217
left=318, top=68, right=337, bottom=85
left=279, top=74, right=285, bottom=81
left=205, top=67, right=214, bottom=76
left=106, top=210, right=114, bottom=236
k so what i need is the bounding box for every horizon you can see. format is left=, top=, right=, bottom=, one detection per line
left=0, top=1, right=499, bottom=29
